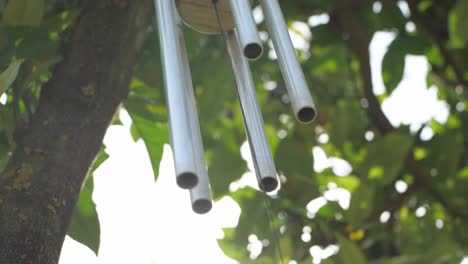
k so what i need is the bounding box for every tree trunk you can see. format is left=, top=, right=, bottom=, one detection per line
left=0, top=1, right=153, bottom=263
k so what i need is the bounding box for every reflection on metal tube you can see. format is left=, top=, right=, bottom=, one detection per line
left=259, top=0, right=317, bottom=123
left=177, top=15, right=213, bottom=214
left=155, top=0, right=198, bottom=189
left=226, top=30, right=278, bottom=192
left=228, top=0, right=262, bottom=60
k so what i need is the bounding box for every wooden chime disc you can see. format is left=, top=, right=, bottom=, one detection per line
left=176, top=0, right=251, bottom=34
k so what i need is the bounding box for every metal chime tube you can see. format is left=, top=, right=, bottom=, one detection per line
left=178, top=24, right=213, bottom=214
left=259, top=0, right=317, bottom=123
left=226, top=30, right=278, bottom=192
left=228, top=0, right=263, bottom=60
left=155, top=0, right=198, bottom=189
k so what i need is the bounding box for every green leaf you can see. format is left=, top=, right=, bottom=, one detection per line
left=3, top=0, right=45, bottom=27
left=427, top=129, right=462, bottom=180
left=316, top=172, right=361, bottom=193
left=0, top=59, right=24, bottom=95
left=67, top=149, right=108, bottom=254
left=458, top=167, right=468, bottom=179
left=360, top=132, right=413, bottom=185
left=275, top=136, right=314, bottom=178
left=13, top=57, right=61, bottom=96
left=311, top=24, right=342, bottom=46
left=345, top=183, right=374, bottom=227
left=219, top=188, right=272, bottom=260
left=370, top=255, right=425, bottom=264
left=448, top=0, right=468, bottom=48
left=333, top=175, right=361, bottom=192
left=68, top=176, right=100, bottom=254
left=275, top=136, right=317, bottom=205
left=317, top=201, right=341, bottom=219
left=334, top=234, right=368, bottom=264
left=217, top=228, right=245, bottom=260
left=1, top=26, right=61, bottom=61
left=91, top=148, right=109, bottom=172
left=208, top=145, right=246, bottom=199
left=378, top=3, right=407, bottom=31
left=328, top=100, right=367, bottom=148
left=382, top=42, right=404, bottom=94
left=129, top=114, right=168, bottom=180
left=125, top=76, right=168, bottom=181
left=382, top=34, right=430, bottom=93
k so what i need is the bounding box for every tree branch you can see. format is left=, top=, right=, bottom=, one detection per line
left=0, top=1, right=153, bottom=263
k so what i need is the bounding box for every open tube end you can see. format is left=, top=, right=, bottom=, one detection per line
left=260, top=177, right=279, bottom=192
left=192, top=199, right=213, bottom=214
left=177, top=172, right=198, bottom=189
left=297, top=106, right=317, bottom=124
left=244, top=42, right=263, bottom=60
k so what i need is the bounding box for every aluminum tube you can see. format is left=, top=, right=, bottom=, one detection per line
left=259, top=0, right=317, bottom=123
left=176, top=14, right=213, bottom=214
left=155, top=0, right=198, bottom=189
left=229, top=0, right=263, bottom=60
left=226, top=30, right=278, bottom=192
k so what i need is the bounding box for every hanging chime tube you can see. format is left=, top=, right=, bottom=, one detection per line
left=228, top=0, right=263, bottom=60
left=259, top=0, right=317, bottom=123
left=177, top=22, right=213, bottom=214
left=226, top=30, right=278, bottom=192
left=155, top=0, right=198, bottom=189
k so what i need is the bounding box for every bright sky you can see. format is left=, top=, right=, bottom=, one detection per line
left=59, top=113, right=240, bottom=263
left=56, top=7, right=463, bottom=264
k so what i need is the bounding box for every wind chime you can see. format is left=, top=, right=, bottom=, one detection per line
left=154, top=0, right=316, bottom=214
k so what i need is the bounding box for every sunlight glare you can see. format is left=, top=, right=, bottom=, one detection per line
left=382, top=56, right=449, bottom=128
left=312, top=147, right=353, bottom=177
left=372, top=2, right=382, bottom=13
left=60, top=109, right=238, bottom=264
left=317, top=133, right=329, bottom=144
left=370, top=31, right=396, bottom=95
left=59, top=236, right=98, bottom=264
left=308, top=13, right=330, bottom=27
left=415, top=206, right=427, bottom=218
left=380, top=211, right=391, bottom=223
left=0, top=93, right=7, bottom=105
left=397, top=1, right=411, bottom=18
left=394, top=180, right=408, bottom=193
left=310, top=245, right=339, bottom=264
left=435, top=219, right=444, bottom=229
left=324, top=186, right=350, bottom=210
left=306, top=197, right=327, bottom=218
left=253, top=5, right=264, bottom=24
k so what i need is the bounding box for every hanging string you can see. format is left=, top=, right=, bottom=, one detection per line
left=211, top=2, right=284, bottom=263
left=261, top=192, right=285, bottom=264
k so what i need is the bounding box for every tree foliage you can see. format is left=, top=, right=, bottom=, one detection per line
left=0, top=0, right=467, bottom=263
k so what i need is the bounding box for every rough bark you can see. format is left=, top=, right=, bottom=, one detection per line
left=0, top=0, right=153, bottom=263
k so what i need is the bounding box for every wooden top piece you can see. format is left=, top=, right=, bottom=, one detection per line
left=176, top=0, right=236, bottom=34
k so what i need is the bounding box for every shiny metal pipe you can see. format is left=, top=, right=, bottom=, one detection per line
left=155, top=0, right=198, bottom=189
left=177, top=16, right=213, bottom=214
left=183, top=66, right=212, bottom=214
left=259, top=0, right=317, bottom=123
left=228, top=0, right=263, bottom=60
left=226, top=30, right=278, bottom=192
